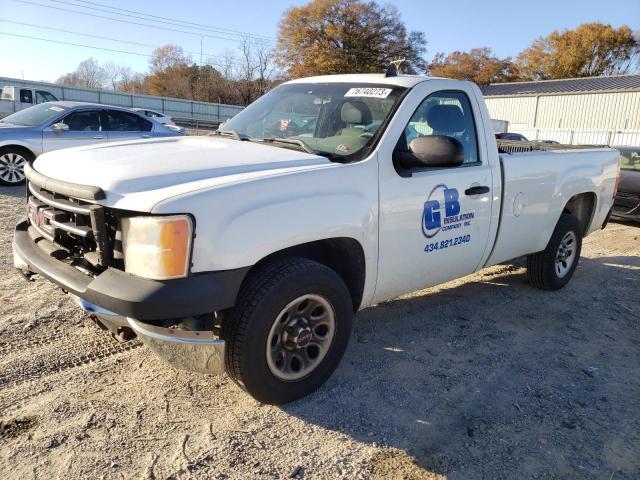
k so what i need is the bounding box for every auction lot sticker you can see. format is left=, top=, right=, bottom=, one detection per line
left=345, top=87, right=392, bottom=98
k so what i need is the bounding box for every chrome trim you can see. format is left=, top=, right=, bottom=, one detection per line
left=28, top=182, right=92, bottom=215
left=74, top=297, right=225, bottom=376
left=127, top=318, right=225, bottom=376
left=49, top=219, right=92, bottom=238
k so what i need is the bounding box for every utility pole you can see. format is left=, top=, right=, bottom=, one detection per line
left=200, top=35, right=203, bottom=66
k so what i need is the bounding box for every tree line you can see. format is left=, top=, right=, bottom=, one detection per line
left=55, top=0, right=640, bottom=106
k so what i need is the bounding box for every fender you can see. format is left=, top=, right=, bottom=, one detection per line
left=151, top=156, right=380, bottom=305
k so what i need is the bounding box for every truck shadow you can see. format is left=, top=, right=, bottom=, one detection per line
left=282, top=256, right=640, bottom=478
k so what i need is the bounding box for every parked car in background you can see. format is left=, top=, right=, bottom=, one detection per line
left=0, top=101, right=185, bottom=186
left=496, top=132, right=529, bottom=142
left=0, top=86, right=58, bottom=119
left=132, top=108, right=176, bottom=125
left=612, top=146, right=640, bottom=223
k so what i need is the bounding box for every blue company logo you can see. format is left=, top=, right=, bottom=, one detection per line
left=422, top=184, right=473, bottom=238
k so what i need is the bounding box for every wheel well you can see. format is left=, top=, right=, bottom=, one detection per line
left=0, top=145, right=35, bottom=160
left=563, top=192, right=596, bottom=235
left=249, top=238, right=366, bottom=311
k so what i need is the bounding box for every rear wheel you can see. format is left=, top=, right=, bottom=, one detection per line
left=526, top=213, right=582, bottom=290
left=0, top=148, right=33, bottom=186
left=223, top=258, right=353, bottom=404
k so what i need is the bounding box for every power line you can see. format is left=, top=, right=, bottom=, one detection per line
left=0, top=30, right=250, bottom=69
left=0, top=19, right=238, bottom=63
left=48, top=0, right=276, bottom=41
left=0, top=31, right=152, bottom=57
left=11, top=0, right=275, bottom=45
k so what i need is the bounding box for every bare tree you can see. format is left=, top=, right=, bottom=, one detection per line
left=75, top=58, right=107, bottom=89
left=103, top=62, right=134, bottom=90
left=235, top=36, right=277, bottom=105
left=56, top=58, right=106, bottom=89
left=149, top=44, right=191, bottom=72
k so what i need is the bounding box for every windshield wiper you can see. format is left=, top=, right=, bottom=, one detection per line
left=258, top=137, right=316, bottom=154
left=211, top=129, right=250, bottom=141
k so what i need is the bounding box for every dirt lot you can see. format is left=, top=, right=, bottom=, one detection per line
left=0, top=185, right=639, bottom=480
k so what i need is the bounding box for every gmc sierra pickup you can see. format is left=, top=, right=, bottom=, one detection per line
left=13, top=74, right=620, bottom=404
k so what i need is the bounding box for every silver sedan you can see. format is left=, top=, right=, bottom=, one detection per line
left=0, top=101, right=185, bottom=186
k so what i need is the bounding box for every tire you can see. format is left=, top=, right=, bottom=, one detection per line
left=223, top=258, right=354, bottom=404
left=0, top=147, right=34, bottom=186
left=526, top=213, right=582, bottom=290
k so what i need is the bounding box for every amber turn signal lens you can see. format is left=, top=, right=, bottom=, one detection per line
left=121, top=215, right=193, bottom=280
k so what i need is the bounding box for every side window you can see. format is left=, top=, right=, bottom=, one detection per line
left=35, top=91, right=57, bottom=103
left=105, top=110, right=152, bottom=132
left=400, top=90, right=479, bottom=165
left=61, top=110, right=101, bottom=131
left=20, top=89, right=33, bottom=104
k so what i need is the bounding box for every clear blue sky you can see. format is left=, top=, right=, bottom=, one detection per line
left=1, top=0, right=638, bottom=82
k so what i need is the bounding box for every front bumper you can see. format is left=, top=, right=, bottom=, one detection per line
left=73, top=297, right=226, bottom=375
left=13, top=220, right=249, bottom=321
left=14, top=219, right=248, bottom=376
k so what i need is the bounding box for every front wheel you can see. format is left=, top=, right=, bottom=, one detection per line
left=0, top=147, right=33, bottom=186
left=526, top=213, right=583, bottom=290
left=223, top=258, right=353, bottom=404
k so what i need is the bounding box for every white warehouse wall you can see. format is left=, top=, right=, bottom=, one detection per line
left=485, top=91, right=640, bottom=131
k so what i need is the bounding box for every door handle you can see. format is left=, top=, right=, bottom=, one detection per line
left=93, top=135, right=105, bottom=139
left=465, top=185, right=490, bottom=196
left=141, top=134, right=151, bottom=138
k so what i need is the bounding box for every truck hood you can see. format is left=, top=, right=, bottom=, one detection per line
left=33, top=136, right=332, bottom=211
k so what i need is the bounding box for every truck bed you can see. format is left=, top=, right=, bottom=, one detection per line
left=486, top=145, right=620, bottom=267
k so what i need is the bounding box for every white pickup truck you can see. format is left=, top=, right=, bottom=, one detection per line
left=0, top=86, right=58, bottom=118
left=13, top=74, right=620, bottom=404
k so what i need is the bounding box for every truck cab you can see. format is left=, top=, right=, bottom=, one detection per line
left=0, top=86, right=58, bottom=118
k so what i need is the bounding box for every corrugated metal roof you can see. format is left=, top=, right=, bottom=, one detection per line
left=481, top=74, right=640, bottom=97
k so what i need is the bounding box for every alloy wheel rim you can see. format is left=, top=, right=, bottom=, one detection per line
left=0, top=153, right=27, bottom=184
left=266, top=294, right=336, bottom=381
left=555, top=231, right=577, bottom=278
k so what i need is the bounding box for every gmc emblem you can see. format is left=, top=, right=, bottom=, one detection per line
left=27, top=197, right=55, bottom=236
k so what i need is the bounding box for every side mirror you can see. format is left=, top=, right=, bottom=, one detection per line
left=51, top=122, right=69, bottom=132
left=399, top=135, right=464, bottom=169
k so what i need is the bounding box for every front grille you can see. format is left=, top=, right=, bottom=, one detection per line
left=26, top=181, right=119, bottom=272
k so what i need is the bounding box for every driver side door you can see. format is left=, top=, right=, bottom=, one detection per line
left=374, top=87, right=496, bottom=303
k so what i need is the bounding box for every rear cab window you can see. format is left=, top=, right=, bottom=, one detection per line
left=20, top=89, right=33, bottom=104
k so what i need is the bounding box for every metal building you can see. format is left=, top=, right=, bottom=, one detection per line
left=481, top=75, right=640, bottom=146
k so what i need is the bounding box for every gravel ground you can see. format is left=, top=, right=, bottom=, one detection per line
left=0, top=185, right=639, bottom=480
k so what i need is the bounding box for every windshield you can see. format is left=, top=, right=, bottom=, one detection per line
left=1, top=103, right=68, bottom=126
left=220, top=83, right=406, bottom=160
left=619, top=148, right=640, bottom=170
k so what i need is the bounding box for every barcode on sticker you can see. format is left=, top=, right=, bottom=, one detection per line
left=345, top=88, right=392, bottom=98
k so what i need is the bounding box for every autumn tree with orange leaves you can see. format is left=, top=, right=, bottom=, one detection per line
left=277, top=0, right=427, bottom=77
left=516, top=23, right=639, bottom=80
left=427, top=48, right=519, bottom=85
